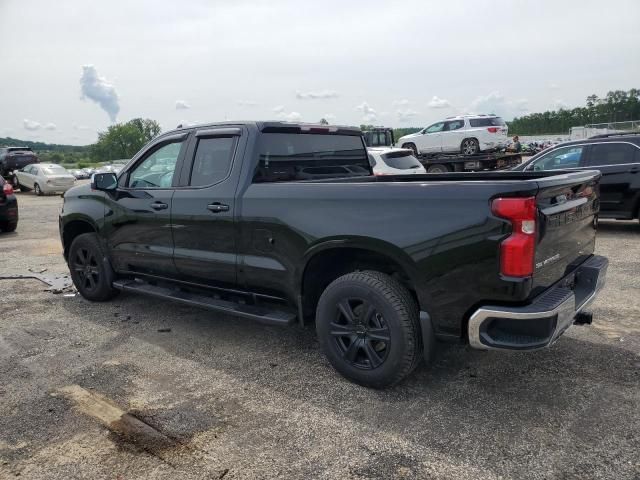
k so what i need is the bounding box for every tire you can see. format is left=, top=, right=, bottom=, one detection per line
left=68, top=233, right=119, bottom=301
left=34, top=183, right=43, bottom=196
left=0, top=221, right=17, bottom=232
left=402, top=143, right=418, bottom=156
left=11, top=175, right=19, bottom=189
left=461, top=138, right=480, bottom=156
left=316, top=270, right=421, bottom=388
left=427, top=164, right=450, bottom=174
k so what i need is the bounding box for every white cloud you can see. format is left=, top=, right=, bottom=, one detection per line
left=554, top=99, right=568, bottom=110
left=272, top=105, right=285, bottom=114
left=392, top=99, right=410, bottom=107
left=428, top=96, right=451, bottom=109
left=44, top=122, right=57, bottom=130
left=295, top=90, right=339, bottom=100
left=469, top=91, right=530, bottom=119
left=73, top=124, right=91, bottom=130
left=279, top=111, right=302, bottom=122
left=79, top=65, right=120, bottom=123
left=549, top=83, right=560, bottom=90
left=396, top=108, right=420, bottom=123
left=175, top=100, right=191, bottom=110
left=23, top=119, right=41, bottom=131
left=356, top=101, right=377, bottom=122
left=237, top=100, right=258, bottom=107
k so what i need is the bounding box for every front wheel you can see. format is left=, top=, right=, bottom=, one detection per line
left=402, top=143, right=418, bottom=156
left=461, top=138, right=480, bottom=156
left=69, top=233, right=119, bottom=301
left=316, top=270, right=422, bottom=388
left=34, top=183, right=43, bottom=196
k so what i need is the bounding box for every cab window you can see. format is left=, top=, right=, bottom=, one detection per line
left=128, top=140, right=184, bottom=188
left=425, top=122, right=445, bottom=134
left=444, top=120, right=464, bottom=131
left=586, top=143, right=637, bottom=166
left=530, top=146, right=584, bottom=171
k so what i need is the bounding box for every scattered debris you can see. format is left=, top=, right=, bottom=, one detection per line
left=0, top=272, right=74, bottom=293
left=157, top=328, right=171, bottom=333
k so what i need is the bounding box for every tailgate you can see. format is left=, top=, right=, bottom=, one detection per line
left=532, top=170, right=601, bottom=293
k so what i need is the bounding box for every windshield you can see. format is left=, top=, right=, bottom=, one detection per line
left=43, top=165, right=69, bottom=175
left=382, top=151, right=423, bottom=170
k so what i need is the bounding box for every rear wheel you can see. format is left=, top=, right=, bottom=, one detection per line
left=11, top=175, right=19, bottom=189
left=0, top=221, right=17, bottom=232
left=316, top=270, right=422, bottom=388
left=34, top=183, right=43, bottom=196
left=402, top=143, right=418, bottom=156
left=461, top=138, right=480, bottom=156
left=427, top=163, right=450, bottom=173
left=69, top=233, right=119, bottom=301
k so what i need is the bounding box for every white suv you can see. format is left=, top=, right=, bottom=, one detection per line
left=396, top=115, right=509, bottom=156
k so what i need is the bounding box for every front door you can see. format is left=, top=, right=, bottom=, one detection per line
left=103, top=136, right=187, bottom=276
left=420, top=122, right=445, bottom=153
left=585, top=142, right=640, bottom=217
left=171, top=127, right=243, bottom=288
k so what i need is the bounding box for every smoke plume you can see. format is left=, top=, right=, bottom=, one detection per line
left=80, top=65, right=120, bottom=123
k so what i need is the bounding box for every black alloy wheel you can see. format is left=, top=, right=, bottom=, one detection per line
left=330, top=297, right=391, bottom=370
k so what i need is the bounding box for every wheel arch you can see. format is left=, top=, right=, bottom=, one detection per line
left=297, top=238, right=430, bottom=321
left=61, top=217, right=98, bottom=261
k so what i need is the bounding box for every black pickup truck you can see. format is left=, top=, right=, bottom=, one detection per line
left=59, top=121, right=608, bottom=388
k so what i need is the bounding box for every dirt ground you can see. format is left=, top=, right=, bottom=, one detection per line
left=0, top=189, right=638, bottom=480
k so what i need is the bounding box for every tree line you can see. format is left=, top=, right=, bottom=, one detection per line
left=507, top=89, right=640, bottom=135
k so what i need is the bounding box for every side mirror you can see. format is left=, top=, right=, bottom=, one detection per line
left=91, top=172, right=118, bottom=191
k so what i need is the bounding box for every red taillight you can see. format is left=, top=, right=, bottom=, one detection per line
left=3, top=183, right=14, bottom=195
left=487, top=127, right=499, bottom=133
left=492, top=197, right=537, bottom=277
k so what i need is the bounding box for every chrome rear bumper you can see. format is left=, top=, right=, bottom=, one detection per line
left=468, top=255, right=608, bottom=350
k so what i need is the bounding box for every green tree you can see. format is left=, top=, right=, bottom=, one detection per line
left=91, top=118, right=161, bottom=161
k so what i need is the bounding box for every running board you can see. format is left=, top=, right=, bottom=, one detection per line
left=112, top=279, right=297, bottom=326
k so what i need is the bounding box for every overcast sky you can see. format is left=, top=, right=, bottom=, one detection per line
left=1, top=0, right=639, bottom=145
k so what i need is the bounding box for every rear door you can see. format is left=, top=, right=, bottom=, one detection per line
left=103, top=133, right=188, bottom=276
left=442, top=119, right=466, bottom=151
left=171, top=127, right=245, bottom=288
left=583, top=142, right=640, bottom=218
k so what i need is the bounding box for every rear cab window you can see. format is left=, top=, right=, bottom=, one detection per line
left=189, top=136, right=237, bottom=186
left=253, top=133, right=370, bottom=183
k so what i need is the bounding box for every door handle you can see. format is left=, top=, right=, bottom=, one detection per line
left=207, top=203, right=230, bottom=213
left=150, top=202, right=168, bottom=210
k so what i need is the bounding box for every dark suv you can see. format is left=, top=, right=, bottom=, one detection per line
left=513, top=133, right=640, bottom=222
left=0, top=146, right=40, bottom=183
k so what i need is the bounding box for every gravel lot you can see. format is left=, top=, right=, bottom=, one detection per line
left=1, top=189, right=639, bottom=479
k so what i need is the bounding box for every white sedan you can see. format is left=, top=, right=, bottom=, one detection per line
left=367, top=147, right=426, bottom=176
left=15, top=163, right=76, bottom=195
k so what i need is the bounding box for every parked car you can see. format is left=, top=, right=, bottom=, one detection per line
left=60, top=121, right=607, bottom=388
left=512, top=133, right=640, bottom=222
left=0, top=146, right=40, bottom=184
left=15, top=163, right=76, bottom=195
left=0, top=175, right=18, bottom=232
left=367, top=147, right=426, bottom=175
left=396, top=115, right=509, bottom=156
